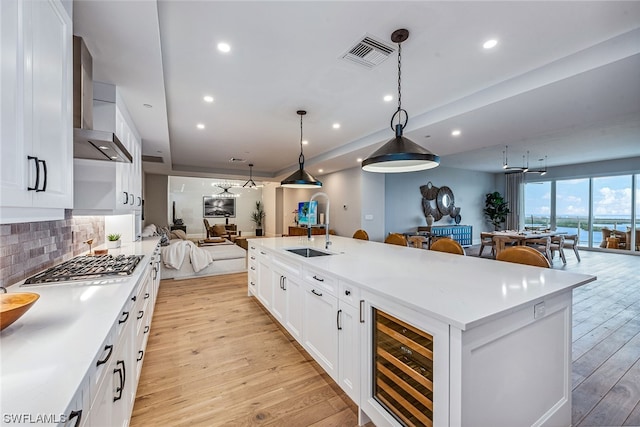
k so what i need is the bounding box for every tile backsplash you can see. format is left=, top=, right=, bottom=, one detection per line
left=0, top=211, right=104, bottom=288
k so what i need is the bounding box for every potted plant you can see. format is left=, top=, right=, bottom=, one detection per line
left=483, top=191, right=510, bottom=231
left=251, top=201, right=266, bottom=236
left=107, top=233, right=121, bottom=249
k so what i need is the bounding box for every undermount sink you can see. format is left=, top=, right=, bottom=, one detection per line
left=286, top=248, right=333, bottom=258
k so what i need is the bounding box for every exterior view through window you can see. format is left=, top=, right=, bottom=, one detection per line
left=524, top=174, right=638, bottom=251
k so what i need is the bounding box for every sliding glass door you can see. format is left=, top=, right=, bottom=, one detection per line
left=556, top=179, right=589, bottom=245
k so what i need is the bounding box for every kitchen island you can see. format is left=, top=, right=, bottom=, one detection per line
left=247, top=236, right=596, bottom=427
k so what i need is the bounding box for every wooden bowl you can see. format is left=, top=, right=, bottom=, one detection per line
left=1, top=292, right=40, bottom=331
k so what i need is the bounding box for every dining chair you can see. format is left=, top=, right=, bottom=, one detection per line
left=550, top=234, right=567, bottom=264
left=384, top=233, right=408, bottom=247
left=479, top=232, right=496, bottom=257
left=526, top=236, right=553, bottom=265
left=352, top=229, right=369, bottom=241
left=492, top=235, right=519, bottom=257
left=430, top=238, right=465, bottom=255
left=496, top=246, right=551, bottom=268
left=561, top=234, right=581, bottom=261
left=407, top=235, right=428, bottom=249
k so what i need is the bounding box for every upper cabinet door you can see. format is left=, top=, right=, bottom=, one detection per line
left=27, top=0, right=73, bottom=208
left=0, top=0, right=73, bottom=221
left=0, top=0, right=30, bottom=207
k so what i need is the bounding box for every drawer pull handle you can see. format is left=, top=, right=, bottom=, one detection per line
left=260, top=251, right=266, bottom=255
left=250, top=281, right=256, bottom=286
left=118, top=311, right=129, bottom=324
left=312, top=275, right=324, bottom=282
left=96, top=344, right=114, bottom=366
left=345, top=290, right=351, bottom=296
left=250, top=266, right=256, bottom=271
left=137, top=310, right=144, bottom=320
left=337, top=309, right=342, bottom=330
left=250, top=256, right=255, bottom=260
left=311, top=289, right=323, bottom=297
left=68, top=410, right=82, bottom=427
left=37, top=159, right=47, bottom=192
left=27, top=156, right=39, bottom=191
left=360, top=300, right=365, bottom=323
left=131, top=295, right=137, bottom=302
left=144, top=325, right=150, bottom=334
left=137, top=350, right=144, bottom=362
left=145, top=292, right=150, bottom=299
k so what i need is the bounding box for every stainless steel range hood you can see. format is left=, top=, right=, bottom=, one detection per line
left=73, top=36, right=132, bottom=163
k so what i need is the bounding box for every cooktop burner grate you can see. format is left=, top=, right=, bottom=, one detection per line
left=23, top=254, right=143, bottom=285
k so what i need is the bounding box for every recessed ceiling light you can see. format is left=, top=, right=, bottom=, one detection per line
left=483, top=39, right=498, bottom=49
left=383, top=95, right=393, bottom=102
left=302, top=140, right=308, bottom=145
left=197, top=123, right=205, bottom=129
left=451, top=129, right=461, bottom=137
left=356, top=158, right=363, bottom=163
left=143, top=103, right=152, bottom=108
left=110, top=156, right=118, bottom=160
left=203, top=95, right=214, bottom=103
left=217, top=42, right=231, bottom=53
left=98, top=146, right=109, bottom=150
left=332, top=123, right=340, bottom=129
left=318, top=169, right=323, bottom=173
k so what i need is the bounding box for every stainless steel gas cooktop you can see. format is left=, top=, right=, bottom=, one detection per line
left=23, top=254, right=143, bottom=286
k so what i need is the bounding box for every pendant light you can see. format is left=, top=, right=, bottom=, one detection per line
left=362, top=29, right=440, bottom=173
left=281, top=110, right=322, bottom=188
left=243, top=163, right=257, bottom=188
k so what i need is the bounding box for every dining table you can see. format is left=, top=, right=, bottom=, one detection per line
left=487, top=230, right=567, bottom=262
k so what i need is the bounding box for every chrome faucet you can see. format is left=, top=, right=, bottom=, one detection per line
left=309, top=192, right=331, bottom=249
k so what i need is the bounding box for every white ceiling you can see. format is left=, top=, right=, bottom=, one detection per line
left=73, top=1, right=640, bottom=182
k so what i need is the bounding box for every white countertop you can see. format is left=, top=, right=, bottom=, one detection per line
left=0, top=238, right=160, bottom=423
left=249, top=236, right=596, bottom=330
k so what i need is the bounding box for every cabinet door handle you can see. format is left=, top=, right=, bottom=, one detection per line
left=27, top=156, right=39, bottom=191
left=36, top=159, right=47, bottom=192
left=68, top=410, right=82, bottom=427
left=113, top=360, right=125, bottom=401
left=137, top=196, right=142, bottom=206
left=250, top=256, right=255, bottom=260
left=250, top=281, right=256, bottom=286
left=96, top=344, right=114, bottom=366
left=144, top=325, right=150, bottom=334
left=250, top=266, right=256, bottom=271
left=131, top=295, right=137, bottom=302
left=118, top=311, right=129, bottom=324
left=260, top=251, right=266, bottom=255
left=137, top=350, right=144, bottom=362
left=345, top=290, right=351, bottom=296
left=145, top=292, right=150, bottom=299
left=282, top=276, right=286, bottom=291
left=359, top=300, right=365, bottom=323
left=311, top=289, right=323, bottom=297
left=123, top=192, right=129, bottom=204
left=137, top=310, right=144, bottom=320
left=130, top=193, right=134, bottom=205
left=337, top=309, right=342, bottom=330
left=312, top=275, right=324, bottom=282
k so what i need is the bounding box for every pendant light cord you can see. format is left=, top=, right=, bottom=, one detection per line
left=298, top=113, right=305, bottom=169
left=390, top=41, right=408, bottom=132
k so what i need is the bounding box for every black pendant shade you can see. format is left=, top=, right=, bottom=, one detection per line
left=281, top=110, right=322, bottom=188
left=362, top=28, right=440, bottom=173
left=362, top=125, right=440, bottom=173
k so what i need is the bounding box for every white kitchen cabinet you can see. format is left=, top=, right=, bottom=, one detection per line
left=302, top=279, right=339, bottom=381
left=271, top=255, right=304, bottom=341
left=256, top=250, right=272, bottom=309
left=247, top=245, right=258, bottom=296
left=337, top=282, right=361, bottom=405
left=62, top=377, right=89, bottom=427
left=0, top=0, right=73, bottom=224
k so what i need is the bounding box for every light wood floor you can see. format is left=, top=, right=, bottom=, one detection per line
left=131, top=250, right=640, bottom=427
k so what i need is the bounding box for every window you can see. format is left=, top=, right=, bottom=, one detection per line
left=524, top=182, right=551, bottom=229
left=592, top=175, right=632, bottom=248
left=556, top=179, right=589, bottom=245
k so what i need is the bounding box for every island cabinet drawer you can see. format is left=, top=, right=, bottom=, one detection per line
left=338, top=280, right=360, bottom=306
left=303, top=266, right=337, bottom=296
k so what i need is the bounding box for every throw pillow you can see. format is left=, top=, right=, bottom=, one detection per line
left=212, top=224, right=227, bottom=237
left=172, top=229, right=187, bottom=240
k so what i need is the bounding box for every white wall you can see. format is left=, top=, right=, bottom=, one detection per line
left=317, top=167, right=362, bottom=237
left=361, top=170, right=386, bottom=242
left=385, top=166, right=496, bottom=243
left=168, top=176, right=263, bottom=238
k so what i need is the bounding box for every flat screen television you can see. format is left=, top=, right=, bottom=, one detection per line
left=298, top=201, right=318, bottom=226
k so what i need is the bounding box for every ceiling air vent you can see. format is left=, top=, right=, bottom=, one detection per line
left=341, top=34, right=395, bottom=69
left=142, top=155, right=164, bottom=163
left=228, top=157, right=246, bottom=163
